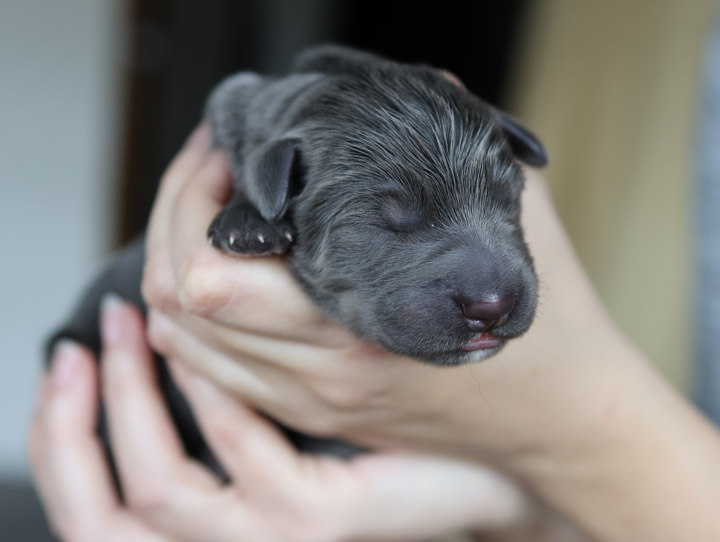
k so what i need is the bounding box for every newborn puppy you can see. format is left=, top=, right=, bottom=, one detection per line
left=48, top=45, right=547, bottom=459
left=206, top=45, right=546, bottom=364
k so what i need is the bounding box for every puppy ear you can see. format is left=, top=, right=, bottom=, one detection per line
left=246, top=138, right=301, bottom=221
left=293, top=44, right=389, bottom=76
left=496, top=112, right=549, bottom=168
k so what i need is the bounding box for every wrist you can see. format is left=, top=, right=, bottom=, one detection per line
left=506, top=337, right=720, bottom=541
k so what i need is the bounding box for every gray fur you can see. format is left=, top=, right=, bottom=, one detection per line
left=207, top=45, right=543, bottom=364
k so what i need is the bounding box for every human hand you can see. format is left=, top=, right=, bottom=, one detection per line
left=142, top=125, right=629, bottom=463
left=30, top=296, right=573, bottom=542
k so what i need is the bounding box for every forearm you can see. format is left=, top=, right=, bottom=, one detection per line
left=508, top=338, right=720, bottom=541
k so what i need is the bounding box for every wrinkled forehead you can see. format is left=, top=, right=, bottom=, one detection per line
left=345, top=80, right=514, bottom=174
left=305, top=72, right=521, bottom=211
left=344, top=111, right=519, bottom=200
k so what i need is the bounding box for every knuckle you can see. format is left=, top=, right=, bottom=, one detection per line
left=302, top=347, right=391, bottom=413
left=124, top=482, right=171, bottom=518
left=309, top=378, right=372, bottom=412
left=176, top=257, right=230, bottom=317
left=314, top=366, right=390, bottom=414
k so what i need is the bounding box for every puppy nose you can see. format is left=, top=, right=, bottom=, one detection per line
left=462, top=294, right=516, bottom=332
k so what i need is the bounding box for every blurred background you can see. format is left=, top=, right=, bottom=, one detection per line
left=1, top=0, right=718, bottom=538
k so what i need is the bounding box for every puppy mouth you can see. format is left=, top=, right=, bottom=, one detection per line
left=460, top=332, right=503, bottom=352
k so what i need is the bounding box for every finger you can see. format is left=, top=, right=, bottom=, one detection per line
left=149, top=308, right=379, bottom=431
left=142, top=125, right=211, bottom=313
left=146, top=125, right=212, bottom=258
left=178, top=280, right=359, bottom=347
left=148, top=306, right=362, bottom=381
left=169, top=150, right=234, bottom=285
left=174, top=249, right=336, bottom=343
left=99, top=295, right=219, bottom=512
left=168, top=358, right=307, bottom=501
left=147, top=309, right=402, bottom=437
left=146, top=309, right=279, bottom=402
left=149, top=311, right=334, bottom=436
left=151, top=136, right=341, bottom=343
left=101, top=297, right=271, bottom=541
left=28, top=341, right=124, bottom=540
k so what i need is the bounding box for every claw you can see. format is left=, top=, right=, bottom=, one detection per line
left=229, top=233, right=237, bottom=245
left=258, top=233, right=265, bottom=243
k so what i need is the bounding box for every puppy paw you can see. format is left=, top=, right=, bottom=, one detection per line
left=207, top=204, right=294, bottom=256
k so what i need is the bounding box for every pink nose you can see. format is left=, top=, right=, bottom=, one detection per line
left=462, top=294, right=516, bottom=332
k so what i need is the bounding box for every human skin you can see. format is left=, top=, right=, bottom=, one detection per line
left=141, top=125, right=720, bottom=541
left=29, top=294, right=586, bottom=541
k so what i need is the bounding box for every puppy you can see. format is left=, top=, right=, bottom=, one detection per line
left=48, top=45, right=547, bottom=461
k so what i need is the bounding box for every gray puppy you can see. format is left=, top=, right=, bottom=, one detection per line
left=48, top=45, right=547, bottom=463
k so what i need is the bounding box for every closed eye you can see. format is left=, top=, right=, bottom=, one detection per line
left=382, top=198, right=423, bottom=233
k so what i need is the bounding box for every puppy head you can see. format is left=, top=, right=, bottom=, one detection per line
left=279, top=65, right=543, bottom=364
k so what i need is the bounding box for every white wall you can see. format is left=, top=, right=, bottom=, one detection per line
left=0, top=0, right=125, bottom=479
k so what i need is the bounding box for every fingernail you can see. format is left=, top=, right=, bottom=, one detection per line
left=51, top=340, right=82, bottom=388
left=100, top=293, right=125, bottom=346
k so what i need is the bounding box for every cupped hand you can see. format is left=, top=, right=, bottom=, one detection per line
left=29, top=296, right=564, bottom=542
left=142, top=126, right=636, bottom=467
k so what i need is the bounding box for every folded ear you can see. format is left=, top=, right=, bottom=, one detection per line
left=246, top=138, right=301, bottom=221
left=496, top=111, right=549, bottom=168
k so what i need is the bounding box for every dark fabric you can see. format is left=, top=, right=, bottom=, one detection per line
left=0, top=482, right=57, bottom=542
